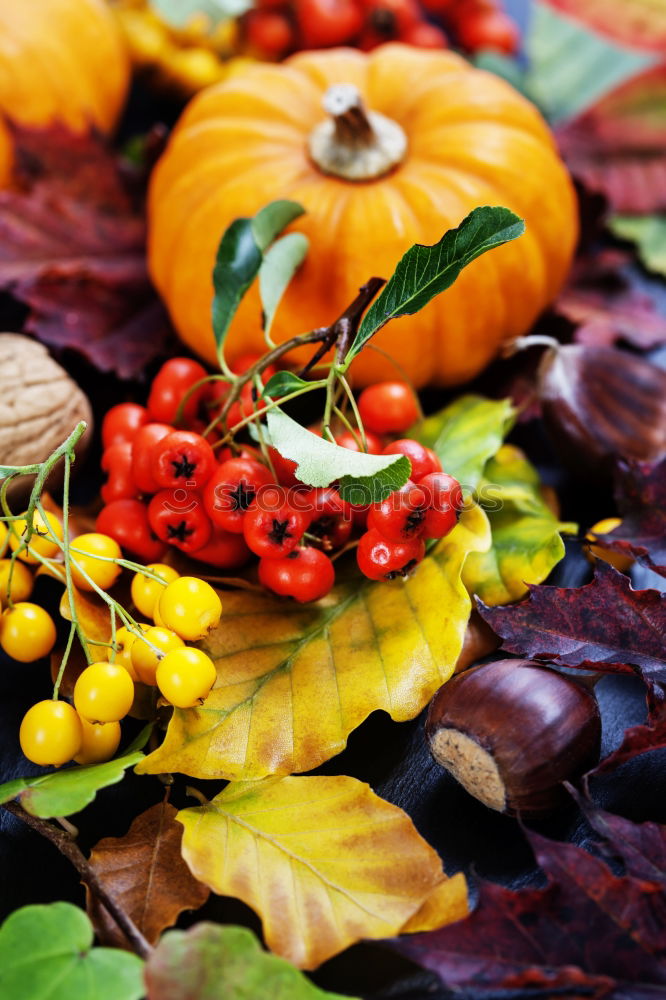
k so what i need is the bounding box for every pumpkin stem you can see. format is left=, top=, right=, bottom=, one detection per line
left=308, top=84, right=407, bottom=182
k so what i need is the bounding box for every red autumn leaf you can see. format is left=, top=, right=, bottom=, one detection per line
left=0, top=123, right=171, bottom=379
left=556, top=65, right=666, bottom=214
left=598, top=459, right=666, bottom=578
left=86, top=800, right=210, bottom=949
left=557, top=286, right=666, bottom=350
left=544, top=0, right=666, bottom=54
left=477, top=564, right=666, bottom=772
left=570, top=789, right=666, bottom=884
left=391, top=814, right=666, bottom=997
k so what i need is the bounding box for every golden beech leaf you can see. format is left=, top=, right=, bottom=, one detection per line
left=87, top=801, right=210, bottom=949
left=60, top=586, right=113, bottom=662
left=399, top=873, right=468, bottom=934
left=138, top=504, right=490, bottom=781
left=177, top=775, right=466, bottom=969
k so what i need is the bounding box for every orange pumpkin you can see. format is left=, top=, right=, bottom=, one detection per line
left=148, top=44, right=578, bottom=388
left=0, top=0, right=130, bottom=185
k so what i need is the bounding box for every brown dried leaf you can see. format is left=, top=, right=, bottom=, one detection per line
left=87, top=801, right=210, bottom=949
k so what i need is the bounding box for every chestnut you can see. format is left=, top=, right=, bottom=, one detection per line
left=425, top=659, right=601, bottom=815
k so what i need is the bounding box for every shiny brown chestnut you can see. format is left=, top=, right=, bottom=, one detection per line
left=425, top=659, right=601, bottom=815
left=537, top=343, right=666, bottom=479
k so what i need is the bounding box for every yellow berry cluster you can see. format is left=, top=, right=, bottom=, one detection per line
left=112, top=0, right=255, bottom=94
left=7, top=508, right=222, bottom=770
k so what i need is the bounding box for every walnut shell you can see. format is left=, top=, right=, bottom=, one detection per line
left=0, top=334, right=93, bottom=506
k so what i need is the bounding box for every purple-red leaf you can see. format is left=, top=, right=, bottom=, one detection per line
left=392, top=821, right=666, bottom=997
left=0, top=123, right=171, bottom=379
left=556, top=65, right=666, bottom=214
left=570, top=791, right=666, bottom=885
left=558, top=286, right=666, bottom=350
left=598, top=459, right=666, bottom=578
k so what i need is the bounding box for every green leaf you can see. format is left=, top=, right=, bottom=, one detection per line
left=151, top=0, right=252, bottom=28
left=251, top=201, right=305, bottom=252
left=609, top=214, right=666, bottom=276
left=146, top=924, right=354, bottom=999
left=0, top=750, right=144, bottom=818
left=262, top=371, right=313, bottom=398
left=348, top=207, right=525, bottom=361
left=260, top=233, right=309, bottom=339
left=211, top=200, right=305, bottom=359
left=524, top=1, right=656, bottom=122
left=265, top=408, right=410, bottom=503
left=412, top=395, right=516, bottom=491
left=0, top=903, right=144, bottom=1000
left=463, top=444, right=572, bottom=605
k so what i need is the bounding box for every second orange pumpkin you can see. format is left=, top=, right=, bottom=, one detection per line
left=148, top=44, right=578, bottom=388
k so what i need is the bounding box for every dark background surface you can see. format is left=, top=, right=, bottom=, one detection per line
left=2, top=8, right=666, bottom=993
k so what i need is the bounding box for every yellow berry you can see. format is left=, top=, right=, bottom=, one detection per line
left=73, top=717, right=122, bottom=765
left=131, top=563, right=180, bottom=619
left=70, top=533, right=122, bottom=592
left=0, top=559, right=33, bottom=603
left=130, top=625, right=184, bottom=685
left=20, top=700, right=82, bottom=767
left=156, top=647, right=217, bottom=708
left=586, top=518, right=633, bottom=573
left=112, top=624, right=147, bottom=682
left=157, top=576, right=222, bottom=641
left=1, top=602, right=56, bottom=662
left=9, top=510, right=63, bottom=564
left=74, top=662, right=135, bottom=724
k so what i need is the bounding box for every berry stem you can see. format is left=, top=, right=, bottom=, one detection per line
left=1, top=801, right=153, bottom=959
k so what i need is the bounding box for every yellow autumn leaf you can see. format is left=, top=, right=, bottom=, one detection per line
left=60, top=586, right=113, bottom=662
left=138, top=503, right=490, bottom=781
left=177, top=774, right=466, bottom=969
left=400, top=873, right=468, bottom=933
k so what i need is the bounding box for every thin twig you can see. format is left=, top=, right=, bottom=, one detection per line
left=3, top=801, right=153, bottom=959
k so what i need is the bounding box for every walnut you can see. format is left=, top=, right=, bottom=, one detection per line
left=0, top=334, right=93, bottom=505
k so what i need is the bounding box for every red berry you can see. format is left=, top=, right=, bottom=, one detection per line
left=357, top=529, right=425, bottom=581
left=296, top=0, right=363, bottom=46
left=402, top=20, right=448, bottom=46
left=131, top=423, right=172, bottom=495
left=301, top=487, right=353, bottom=552
left=101, top=442, right=139, bottom=504
left=268, top=447, right=300, bottom=487
left=189, top=526, right=252, bottom=569
left=382, top=439, right=439, bottom=482
left=96, top=499, right=166, bottom=562
left=148, top=489, right=212, bottom=553
left=259, top=547, right=335, bottom=602
left=357, top=382, right=419, bottom=434
left=102, top=403, right=148, bottom=449
left=147, top=358, right=208, bottom=426
left=361, top=0, right=420, bottom=36
left=243, top=492, right=309, bottom=558
left=425, top=447, right=443, bottom=474
left=456, top=8, right=520, bottom=54
left=245, top=9, right=294, bottom=54
left=151, top=430, right=216, bottom=491
left=419, top=472, right=463, bottom=538
left=335, top=429, right=384, bottom=454
left=203, top=457, right=273, bottom=534
left=367, top=480, right=427, bottom=543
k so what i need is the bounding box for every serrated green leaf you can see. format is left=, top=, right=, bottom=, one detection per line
left=212, top=201, right=305, bottom=360
left=265, top=408, right=410, bottom=503
left=0, top=903, right=144, bottom=1000
left=252, top=201, right=305, bottom=252
left=146, top=925, right=353, bottom=999
left=0, top=750, right=144, bottom=818
left=524, top=2, right=655, bottom=122
left=412, top=395, right=516, bottom=491
left=463, top=444, right=571, bottom=605
left=262, top=371, right=312, bottom=398
left=151, top=0, right=252, bottom=28
left=609, top=214, right=666, bottom=276
left=260, top=233, right=309, bottom=339
left=348, top=207, right=525, bottom=361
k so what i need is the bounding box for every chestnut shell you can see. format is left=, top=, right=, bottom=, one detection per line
left=538, top=344, right=666, bottom=479
left=425, top=658, right=601, bottom=815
